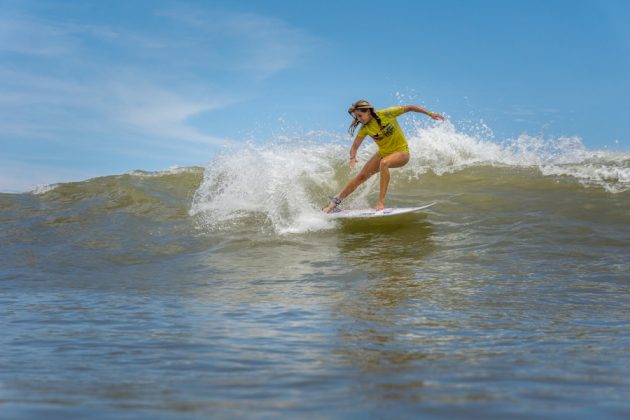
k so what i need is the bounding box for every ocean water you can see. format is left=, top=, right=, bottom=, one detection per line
left=1, top=123, right=629, bottom=418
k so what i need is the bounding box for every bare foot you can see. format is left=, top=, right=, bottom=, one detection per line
left=374, top=200, right=385, bottom=211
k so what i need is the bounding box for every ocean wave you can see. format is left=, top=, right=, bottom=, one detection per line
left=14, top=122, right=628, bottom=235
left=404, top=122, right=629, bottom=179
left=190, top=122, right=629, bottom=234
left=409, top=123, right=629, bottom=192
left=29, top=166, right=204, bottom=195
left=22, top=168, right=203, bottom=228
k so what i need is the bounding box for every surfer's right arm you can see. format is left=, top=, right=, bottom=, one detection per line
left=349, top=134, right=366, bottom=168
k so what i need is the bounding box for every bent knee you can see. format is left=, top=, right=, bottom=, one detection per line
left=380, top=153, right=409, bottom=170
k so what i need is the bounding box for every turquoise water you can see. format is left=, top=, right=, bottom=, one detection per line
left=2, top=128, right=629, bottom=418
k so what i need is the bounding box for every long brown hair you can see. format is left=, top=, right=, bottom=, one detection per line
left=347, top=100, right=381, bottom=136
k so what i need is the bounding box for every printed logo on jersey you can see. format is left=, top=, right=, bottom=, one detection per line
left=372, top=123, right=395, bottom=140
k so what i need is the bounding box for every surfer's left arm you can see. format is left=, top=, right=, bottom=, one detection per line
left=402, top=105, right=444, bottom=120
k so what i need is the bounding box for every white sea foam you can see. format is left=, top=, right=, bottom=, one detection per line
left=125, top=165, right=201, bottom=177
left=410, top=122, right=629, bottom=191
left=190, top=139, right=344, bottom=234
left=30, top=183, right=61, bottom=195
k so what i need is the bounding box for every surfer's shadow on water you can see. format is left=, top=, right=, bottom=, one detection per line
left=335, top=217, right=436, bottom=282
left=330, top=216, right=437, bottom=329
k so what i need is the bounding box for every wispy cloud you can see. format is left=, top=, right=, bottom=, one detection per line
left=0, top=16, right=75, bottom=56
left=155, top=7, right=318, bottom=79
left=0, top=3, right=319, bottom=190
left=0, top=7, right=315, bottom=135
left=109, top=81, right=237, bottom=146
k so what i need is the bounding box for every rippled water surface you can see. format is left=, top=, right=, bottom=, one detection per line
left=2, top=130, right=630, bottom=418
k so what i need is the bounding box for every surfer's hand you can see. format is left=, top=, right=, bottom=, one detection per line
left=350, top=156, right=358, bottom=168
left=429, top=112, right=445, bottom=121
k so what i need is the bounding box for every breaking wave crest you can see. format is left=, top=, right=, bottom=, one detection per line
left=189, top=121, right=629, bottom=234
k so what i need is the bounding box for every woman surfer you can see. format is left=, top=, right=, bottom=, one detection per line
left=323, top=100, right=444, bottom=213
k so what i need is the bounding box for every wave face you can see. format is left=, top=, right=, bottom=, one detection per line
left=189, top=122, right=630, bottom=234
left=3, top=122, right=627, bottom=237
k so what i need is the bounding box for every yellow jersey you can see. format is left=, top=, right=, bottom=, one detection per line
left=357, top=106, right=408, bottom=157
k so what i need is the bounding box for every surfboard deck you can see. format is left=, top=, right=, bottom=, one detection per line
left=325, top=202, right=436, bottom=219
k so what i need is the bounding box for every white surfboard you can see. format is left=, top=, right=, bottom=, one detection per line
left=325, top=202, right=436, bottom=219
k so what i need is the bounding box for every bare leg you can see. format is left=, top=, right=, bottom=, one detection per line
left=323, top=153, right=381, bottom=213
left=375, top=152, right=410, bottom=210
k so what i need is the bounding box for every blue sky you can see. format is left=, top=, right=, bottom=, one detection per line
left=1, top=0, right=629, bottom=191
